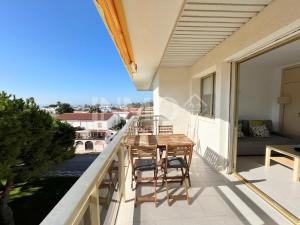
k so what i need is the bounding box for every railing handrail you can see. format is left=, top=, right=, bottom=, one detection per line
left=40, top=116, right=135, bottom=225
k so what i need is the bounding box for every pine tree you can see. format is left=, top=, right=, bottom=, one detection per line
left=0, top=92, right=75, bottom=225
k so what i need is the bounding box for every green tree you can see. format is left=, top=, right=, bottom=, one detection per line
left=55, top=102, right=74, bottom=114
left=127, top=102, right=142, bottom=108
left=47, top=104, right=57, bottom=108
left=0, top=92, right=75, bottom=225
left=111, top=118, right=126, bottom=130
left=88, top=106, right=101, bottom=113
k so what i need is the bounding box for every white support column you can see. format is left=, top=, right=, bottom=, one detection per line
left=217, top=62, right=232, bottom=172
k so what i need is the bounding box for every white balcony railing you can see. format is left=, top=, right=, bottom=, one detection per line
left=40, top=116, right=136, bottom=225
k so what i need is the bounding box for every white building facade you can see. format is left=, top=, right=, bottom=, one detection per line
left=57, top=113, right=120, bottom=154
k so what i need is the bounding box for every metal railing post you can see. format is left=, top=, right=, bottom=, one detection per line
left=118, top=145, right=125, bottom=201
left=87, top=187, right=100, bottom=225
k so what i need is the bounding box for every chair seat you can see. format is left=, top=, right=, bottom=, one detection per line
left=134, top=159, right=156, bottom=171
left=167, top=157, right=188, bottom=168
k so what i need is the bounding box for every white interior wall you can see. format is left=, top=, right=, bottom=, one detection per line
left=238, top=66, right=282, bottom=131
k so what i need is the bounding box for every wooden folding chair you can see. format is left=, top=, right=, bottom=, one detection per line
left=98, top=160, right=118, bottom=206
left=137, top=126, right=154, bottom=135
left=163, top=144, right=193, bottom=205
left=137, top=118, right=154, bottom=135
left=129, top=145, right=158, bottom=207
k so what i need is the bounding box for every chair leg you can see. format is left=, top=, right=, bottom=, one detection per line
left=186, top=168, right=191, bottom=187
left=134, top=174, right=139, bottom=207
left=154, top=170, right=157, bottom=207
left=180, top=168, right=185, bottom=186
left=165, top=179, right=171, bottom=206
left=181, top=168, right=190, bottom=204
left=183, top=177, right=190, bottom=204
left=161, top=166, right=167, bottom=187
left=131, top=169, right=135, bottom=190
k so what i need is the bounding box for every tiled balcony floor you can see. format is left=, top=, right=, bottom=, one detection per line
left=237, top=156, right=300, bottom=219
left=116, top=154, right=293, bottom=225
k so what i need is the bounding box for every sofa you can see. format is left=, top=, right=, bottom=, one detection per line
left=237, top=120, right=298, bottom=156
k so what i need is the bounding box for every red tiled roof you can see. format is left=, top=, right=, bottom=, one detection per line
left=111, top=108, right=139, bottom=113
left=57, top=113, right=114, bottom=121
left=111, top=109, right=129, bottom=112
left=128, top=108, right=139, bottom=112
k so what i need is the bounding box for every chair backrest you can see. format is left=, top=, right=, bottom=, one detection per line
left=138, top=127, right=154, bottom=135
left=129, top=145, right=158, bottom=163
left=166, top=144, right=193, bottom=166
left=158, top=125, right=173, bottom=134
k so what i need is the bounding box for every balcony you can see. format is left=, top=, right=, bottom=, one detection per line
left=41, top=108, right=292, bottom=225
left=76, top=130, right=107, bottom=140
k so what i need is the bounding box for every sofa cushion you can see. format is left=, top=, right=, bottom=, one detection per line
left=249, top=120, right=265, bottom=126
left=249, top=124, right=270, bottom=138
left=239, top=120, right=273, bottom=136
left=239, top=120, right=250, bottom=136
left=238, top=123, right=245, bottom=138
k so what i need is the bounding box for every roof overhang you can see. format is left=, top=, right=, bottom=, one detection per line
left=94, top=0, right=136, bottom=75
left=95, top=0, right=184, bottom=90
left=95, top=0, right=272, bottom=90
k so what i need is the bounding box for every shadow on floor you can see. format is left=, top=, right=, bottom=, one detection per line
left=132, top=155, right=287, bottom=225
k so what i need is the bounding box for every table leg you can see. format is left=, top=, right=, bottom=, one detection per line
left=293, top=158, right=300, bottom=182
left=265, top=147, right=271, bottom=167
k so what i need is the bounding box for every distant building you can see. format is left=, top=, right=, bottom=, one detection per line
left=112, top=108, right=138, bottom=120
left=57, top=113, right=120, bottom=130
left=112, top=109, right=130, bottom=120
left=57, top=113, right=120, bottom=154
left=40, top=107, right=57, bottom=115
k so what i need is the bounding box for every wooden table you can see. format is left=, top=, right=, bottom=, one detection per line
left=265, top=145, right=300, bottom=182
left=125, top=134, right=194, bottom=147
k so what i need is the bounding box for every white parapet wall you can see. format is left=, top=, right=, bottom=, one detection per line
left=40, top=117, right=135, bottom=225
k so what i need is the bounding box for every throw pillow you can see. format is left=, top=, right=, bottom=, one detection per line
left=249, top=120, right=265, bottom=126
left=249, top=124, right=270, bottom=138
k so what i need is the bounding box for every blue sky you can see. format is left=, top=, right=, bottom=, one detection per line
left=0, top=0, right=152, bottom=106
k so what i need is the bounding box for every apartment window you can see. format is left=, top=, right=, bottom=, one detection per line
left=200, top=73, right=215, bottom=117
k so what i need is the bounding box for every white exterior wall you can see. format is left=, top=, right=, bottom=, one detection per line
left=154, top=65, right=231, bottom=171
left=66, top=114, right=120, bottom=130
left=153, top=0, right=300, bottom=172
left=154, top=67, right=191, bottom=134
left=189, top=64, right=231, bottom=171
left=75, top=140, right=106, bottom=154
left=106, top=114, right=120, bottom=129
left=113, top=112, right=128, bottom=119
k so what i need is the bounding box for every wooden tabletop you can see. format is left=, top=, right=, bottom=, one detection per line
left=125, top=134, right=195, bottom=147
left=266, top=145, right=300, bottom=158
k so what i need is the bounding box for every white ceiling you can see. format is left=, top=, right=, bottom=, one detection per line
left=161, top=0, right=272, bottom=67
left=241, top=39, right=300, bottom=68
left=121, top=0, right=272, bottom=90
